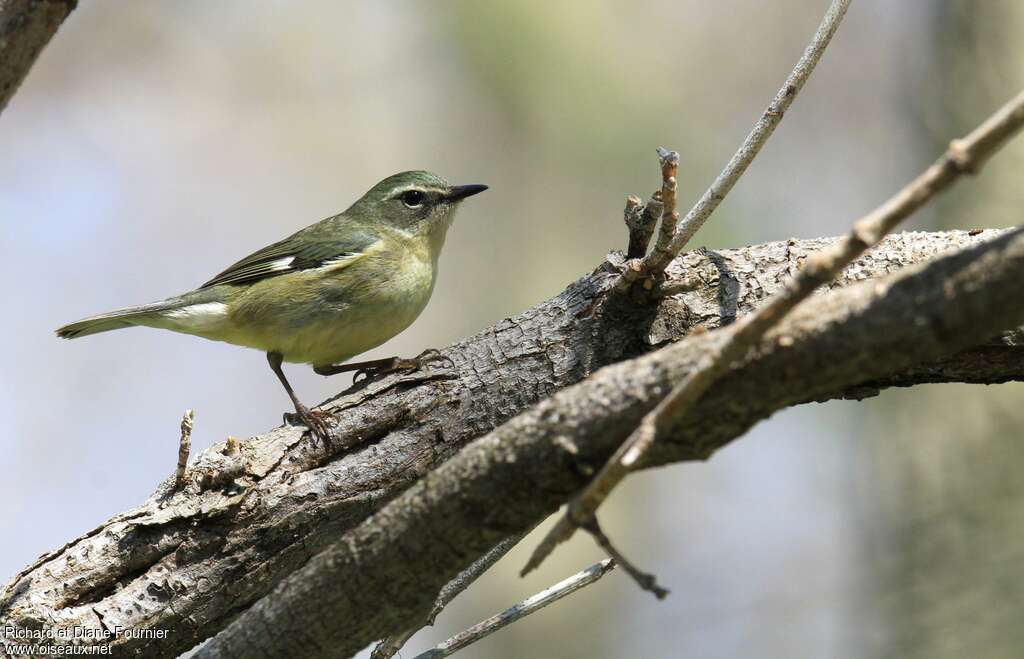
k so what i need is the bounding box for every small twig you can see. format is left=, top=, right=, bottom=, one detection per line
left=524, top=88, right=1024, bottom=579
left=584, top=518, right=667, bottom=599
left=642, top=0, right=852, bottom=278
left=413, top=559, right=616, bottom=659
left=651, top=147, right=681, bottom=260
left=427, top=534, right=524, bottom=625
left=624, top=195, right=653, bottom=259
left=371, top=533, right=526, bottom=659
left=175, top=409, right=194, bottom=488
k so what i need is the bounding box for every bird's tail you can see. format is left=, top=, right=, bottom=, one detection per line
left=56, top=299, right=183, bottom=339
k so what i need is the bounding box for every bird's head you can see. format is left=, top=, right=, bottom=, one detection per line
left=348, top=171, right=487, bottom=237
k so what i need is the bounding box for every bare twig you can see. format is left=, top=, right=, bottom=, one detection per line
left=650, top=147, right=681, bottom=262
left=584, top=519, right=667, bottom=599
left=642, top=0, right=852, bottom=277
left=640, top=194, right=663, bottom=245
left=372, top=626, right=417, bottom=658
left=621, top=147, right=679, bottom=277
left=371, top=533, right=527, bottom=659
left=175, top=409, right=194, bottom=488
left=412, top=559, right=616, bottom=659
left=524, top=88, right=1024, bottom=579
left=427, top=534, right=524, bottom=625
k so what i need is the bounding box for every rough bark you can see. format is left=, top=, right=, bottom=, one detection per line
left=1, top=230, right=1021, bottom=658
left=196, top=226, right=1024, bottom=659
left=0, top=0, right=75, bottom=114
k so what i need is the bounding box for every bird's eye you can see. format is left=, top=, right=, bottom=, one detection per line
left=401, top=190, right=425, bottom=208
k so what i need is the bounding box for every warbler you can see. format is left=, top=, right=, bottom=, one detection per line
left=56, top=171, right=487, bottom=439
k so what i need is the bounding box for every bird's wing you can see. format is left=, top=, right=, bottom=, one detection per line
left=200, top=221, right=380, bottom=289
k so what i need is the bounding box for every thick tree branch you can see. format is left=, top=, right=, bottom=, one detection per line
left=196, top=227, right=1024, bottom=659
left=1, top=229, right=1019, bottom=658
left=0, top=0, right=75, bottom=115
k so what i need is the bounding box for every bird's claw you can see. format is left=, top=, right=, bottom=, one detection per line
left=284, top=405, right=332, bottom=442
left=413, top=348, right=455, bottom=370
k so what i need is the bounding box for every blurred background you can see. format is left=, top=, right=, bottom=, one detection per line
left=2, top=1, right=1023, bottom=657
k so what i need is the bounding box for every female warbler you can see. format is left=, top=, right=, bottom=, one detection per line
left=56, top=171, right=488, bottom=440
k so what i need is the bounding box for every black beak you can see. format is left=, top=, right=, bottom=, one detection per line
left=446, top=184, right=488, bottom=202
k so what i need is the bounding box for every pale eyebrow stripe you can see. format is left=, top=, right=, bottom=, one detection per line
left=387, top=184, right=447, bottom=198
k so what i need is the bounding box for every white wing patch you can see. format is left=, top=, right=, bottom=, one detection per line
left=268, top=257, right=295, bottom=271
left=314, top=252, right=364, bottom=272
left=163, top=302, right=229, bottom=332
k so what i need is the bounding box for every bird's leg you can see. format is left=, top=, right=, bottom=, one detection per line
left=267, top=351, right=330, bottom=441
left=314, top=349, right=454, bottom=381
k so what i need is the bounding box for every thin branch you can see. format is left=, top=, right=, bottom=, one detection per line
left=583, top=519, right=667, bottom=599
left=642, top=0, right=852, bottom=277
left=174, top=409, right=194, bottom=488
left=523, top=89, right=1024, bottom=579
left=427, top=534, right=525, bottom=626
left=412, top=559, right=616, bottom=659
left=371, top=533, right=527, bottom=659
left=650, top=147, right=681, bottom=259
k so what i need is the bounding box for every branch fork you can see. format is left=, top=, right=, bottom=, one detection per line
left=547, top=0, right=855, bottom=596
left=620, top=146, right=680, bottom=292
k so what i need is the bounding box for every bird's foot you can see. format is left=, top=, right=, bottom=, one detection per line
left=283, top=404, right=332, bottom=442
left=353, top=349, right=454, bottom=382
left=408, top=348, right=456, bottom=371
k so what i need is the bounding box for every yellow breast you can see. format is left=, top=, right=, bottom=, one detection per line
left=216, top=230, right=440, bottom=366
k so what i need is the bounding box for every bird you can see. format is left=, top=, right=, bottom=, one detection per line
left=56, top=170, right=488, bottom=440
